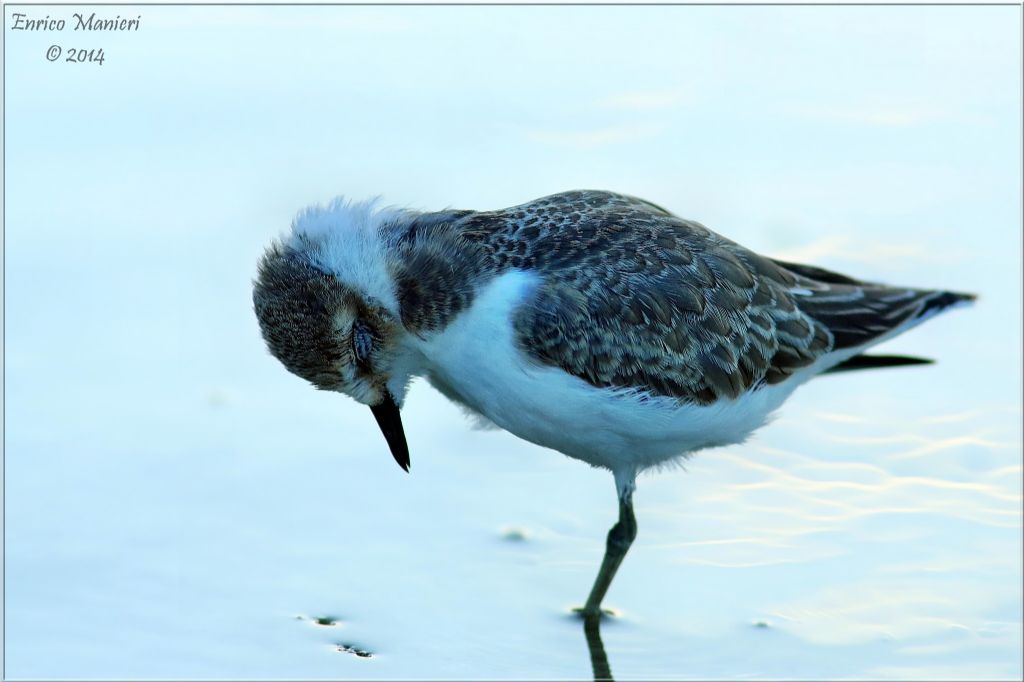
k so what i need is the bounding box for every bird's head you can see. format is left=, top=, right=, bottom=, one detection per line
left=252, top=200, right=413, bottom=471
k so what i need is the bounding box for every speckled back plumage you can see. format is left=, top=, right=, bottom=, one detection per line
left=389, top=190, right=971, bottom=405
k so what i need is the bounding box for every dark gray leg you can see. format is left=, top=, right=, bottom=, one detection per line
left=583, top=612, right=613, bottom=680
left=578, top=488, right=637, bottom=619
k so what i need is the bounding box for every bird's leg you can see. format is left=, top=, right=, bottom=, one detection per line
left=582, top=612, right=614, bottom=680
left=579, top=481, right=637, bottom=619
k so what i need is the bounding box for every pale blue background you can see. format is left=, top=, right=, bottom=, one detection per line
left=4, top=5, right=1022, bottom=679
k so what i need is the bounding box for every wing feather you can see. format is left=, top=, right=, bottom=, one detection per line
left=401, top=190, right=973, bottom=404
left=488, top=191, right=830, bottom=404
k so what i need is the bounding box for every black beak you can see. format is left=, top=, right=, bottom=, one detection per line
left=369, top=393, right=410, bottom=472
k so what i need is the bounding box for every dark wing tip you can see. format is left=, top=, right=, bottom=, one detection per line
left=918, top=290, right=977, bottom=319
left=769, top=258, right=866, bottom=286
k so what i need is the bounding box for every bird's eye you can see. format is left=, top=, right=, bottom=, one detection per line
left=352, top=321, right=375, bottom=367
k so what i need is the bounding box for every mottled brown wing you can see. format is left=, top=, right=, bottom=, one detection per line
left=488, top=191, right=834, bottom=404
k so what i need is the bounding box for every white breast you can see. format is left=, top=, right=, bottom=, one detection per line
left=415, top=270, right=816, bottom=474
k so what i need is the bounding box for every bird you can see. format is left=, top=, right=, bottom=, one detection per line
left=252, top=189, right=974, bottom=618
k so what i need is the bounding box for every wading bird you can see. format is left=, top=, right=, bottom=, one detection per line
left=253, top=190, right=973, bottom=618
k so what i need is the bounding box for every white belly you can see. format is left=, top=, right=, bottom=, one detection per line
left=415, top=270, right=811, bottom=473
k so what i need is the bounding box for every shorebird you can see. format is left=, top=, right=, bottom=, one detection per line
left=253, top=190, right=974, bottom=618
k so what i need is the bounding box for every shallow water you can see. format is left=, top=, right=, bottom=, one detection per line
left=4, top=5, right=1021, bottom=679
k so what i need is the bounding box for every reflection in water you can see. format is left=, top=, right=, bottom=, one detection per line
left=582, top=615, right=613, bottom=681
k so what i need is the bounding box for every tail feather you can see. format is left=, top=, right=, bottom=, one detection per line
left=769, top=260, right=976, bottom=382
left=822, top=353, right=935, bottom=375
left=778, top=263, right=977, bottom=351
